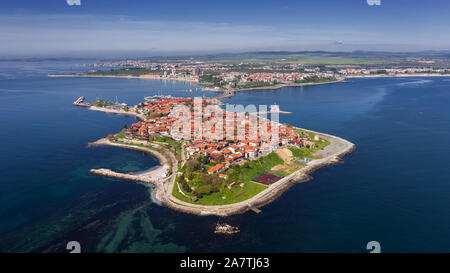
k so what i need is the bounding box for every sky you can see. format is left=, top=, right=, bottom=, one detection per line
left=1, top=0, right=449, bottom=57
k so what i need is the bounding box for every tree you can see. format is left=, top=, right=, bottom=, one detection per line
left=199, top=154, right=210, bottom=165
left=211, top=182, right=221, bottom=193
left=196, top=184, right=212, bottom=196
left=179, top=174, right=192, bottom=193
left=186, top=170, right=194, bottom=180
left=186, top=158, right=201, bottom=172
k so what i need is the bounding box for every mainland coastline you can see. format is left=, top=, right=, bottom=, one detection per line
left=49, top=72, right=345, bottom=93
left=49, top=71, right=450, bottom=97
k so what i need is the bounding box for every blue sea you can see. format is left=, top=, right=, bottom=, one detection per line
left=1, top=61, right=450, bottom=252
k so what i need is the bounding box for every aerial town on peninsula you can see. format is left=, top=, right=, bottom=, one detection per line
left=61, top=51, right=450, bottom=215
left=75, top=94, right=354, bottom=216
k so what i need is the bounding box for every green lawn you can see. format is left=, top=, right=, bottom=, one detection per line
left=171, top=152, right=284, bottom=206
left=172, top=178, right=267, bottom=205
left=148, top=136, right=182, bottom=160
left=231, top=152, right=284, bottom=182
left=289, top=146, right=317, bottom=159
left=172, top=180, right=195, bottom=203
left=114, top=130, right=126, bottom=139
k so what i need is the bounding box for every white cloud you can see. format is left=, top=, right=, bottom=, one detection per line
left=66, top=0, right=81, bottom=6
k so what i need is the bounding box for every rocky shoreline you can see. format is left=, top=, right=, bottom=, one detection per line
left=160, top=128, right=355, bottom=216
left=81, top=96, right=355, bottom=216
left=86, top=123, right=355, bottom=217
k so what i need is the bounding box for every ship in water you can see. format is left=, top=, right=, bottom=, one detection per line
left=214, top=223, right=240, bottom=234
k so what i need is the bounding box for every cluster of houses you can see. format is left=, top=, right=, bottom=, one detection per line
left=338, top=67, right=449, bottom=75
left=126, top=96, right=193, bottom=140
left=138, top=96, right=193, bottom=116
left=216, top=71, right=335, bottom=86
left=123, top=96, right=319, bottom=175
left=184, top=121, right=317, bottom=172
left=126, top=117, right=175, bottom=140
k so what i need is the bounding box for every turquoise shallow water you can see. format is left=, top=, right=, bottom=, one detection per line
left=1, top=61, right=450, bottom=252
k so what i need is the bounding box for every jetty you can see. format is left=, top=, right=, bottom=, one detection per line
left=249, top=207, right=262, bottom=214
left=215, top=90, right=235, bottom=100
left=90, top=163, right=169, bottom=184
left=73, top=96, right=90, bottom=107
left=247, top=105, right=292, bottom=116
left=89, top=168, right=160, bottom=184
left=256, top=110, right=292, bottom=115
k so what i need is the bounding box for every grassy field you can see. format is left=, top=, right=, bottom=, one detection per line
left=276, top=56, right=403, bottom=65
left=231, top=152, right=284, bottom=182
left=288, top=146, right=317, bottom=159
left=172, top=176, right=267, bottom=205
left=172, top=152, right=284, bottom=205
left=199, top=53, right=408, bottom=65
left=148, top=136, right=182, bottom=160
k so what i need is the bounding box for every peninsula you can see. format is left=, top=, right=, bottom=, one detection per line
left=75, top=95, right=355, bottom=216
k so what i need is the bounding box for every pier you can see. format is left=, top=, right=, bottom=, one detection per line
left=256, top=110, right=292, bottom=115
left=73, top=96, right=90, bottom=107
left=215, top=90, right=235, bottom=100
left=90, top=168, right=161, bottom=184
left=249, top=207, right=262, bottom=214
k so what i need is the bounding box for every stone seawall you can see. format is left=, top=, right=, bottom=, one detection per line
left=158, top=129, right=356, bottom=217
left=86, top=129, right=355, bottom=217
left=90, top=168, right=159, bottom=184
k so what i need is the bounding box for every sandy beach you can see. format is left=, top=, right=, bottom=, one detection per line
left=88, top=138, right=171, bottom=184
